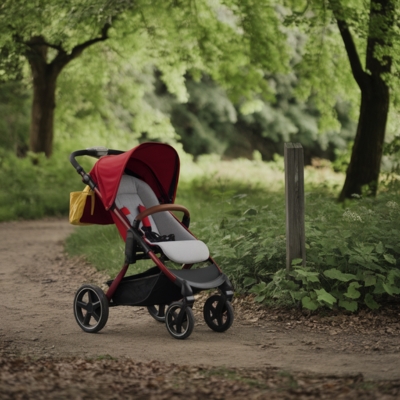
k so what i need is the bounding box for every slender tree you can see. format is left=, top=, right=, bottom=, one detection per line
left=331, top=0, right=396, bottom=200
left=286, top=0, right=398, bottom=200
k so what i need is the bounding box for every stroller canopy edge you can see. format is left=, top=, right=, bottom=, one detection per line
left=90, top=142, right=180, bottom=211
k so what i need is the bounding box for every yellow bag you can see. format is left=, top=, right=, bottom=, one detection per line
left=69, top=185, right=95, bottom=225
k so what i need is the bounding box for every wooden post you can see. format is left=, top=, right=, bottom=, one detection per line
left=284, top=143, right=306, bottom=271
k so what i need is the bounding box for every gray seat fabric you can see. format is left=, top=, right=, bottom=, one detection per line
left=115, top=175, right=209, bottom=264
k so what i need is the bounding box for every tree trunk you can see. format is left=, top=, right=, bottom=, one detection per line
left=23, top=26, right=110, bottom=157
left=338, top=77, right=389, bottom=201
left=29, top=64, right=59, bottom=157
left=331, top=0, right=394, bottom=201
left=26, top=37, right=62, bottom=158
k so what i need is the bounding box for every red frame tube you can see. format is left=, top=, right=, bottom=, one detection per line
left=106, top=263, right=129, bottom=301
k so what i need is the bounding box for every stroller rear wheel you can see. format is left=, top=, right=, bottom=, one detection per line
left=165, top=302, right=194, bottom=340
left=203, top=294, right=234, bottom=332
left=147, top=304, right=166, bottom=322
left=74, top=284, right=109, bottom=333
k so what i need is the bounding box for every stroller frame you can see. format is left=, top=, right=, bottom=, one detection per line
left=70, top=144, right=234, bottom=339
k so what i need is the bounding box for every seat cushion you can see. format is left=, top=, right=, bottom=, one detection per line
left=153, top=240, right=210, bottom=264
left=116, top=175, right=210, bottom=263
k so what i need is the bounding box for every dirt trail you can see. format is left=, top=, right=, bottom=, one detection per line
left=0, top=218, right=400, bottom=382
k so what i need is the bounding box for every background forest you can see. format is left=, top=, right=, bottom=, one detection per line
left=1, top=0, right=400, bottom=311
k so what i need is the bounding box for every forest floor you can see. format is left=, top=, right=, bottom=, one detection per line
left=1, top=218, right=400, bottom=399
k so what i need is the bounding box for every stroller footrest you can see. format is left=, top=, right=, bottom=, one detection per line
left=169, top=264, right=226, bottom=290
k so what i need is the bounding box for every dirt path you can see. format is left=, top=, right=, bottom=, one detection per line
left=0, top=218, right=400, bottom=385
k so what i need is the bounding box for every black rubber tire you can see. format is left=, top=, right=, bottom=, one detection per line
left=165, top=302, right=195, bottom=340
left=147, top=305, right=166, bottom=322
left=203, top=294, right=234, bottom=332
left=73, top=284, right=109, bottom=333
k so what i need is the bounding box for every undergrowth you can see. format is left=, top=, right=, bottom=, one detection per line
left=65, top=171, right=400, bottom=312
left=203, top=186, right=400, bottom=312
left=4, top=148, right=398, bottom=313
left=0, top=149, right=92, bottom=221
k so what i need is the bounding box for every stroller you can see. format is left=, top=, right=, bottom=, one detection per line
left=69, top=143, right=234, bottom=339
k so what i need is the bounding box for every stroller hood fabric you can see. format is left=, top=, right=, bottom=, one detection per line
left=79, top=142, right=180, bottom=225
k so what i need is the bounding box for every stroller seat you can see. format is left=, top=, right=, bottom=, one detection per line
left=115, top=175, right=210, bottom=264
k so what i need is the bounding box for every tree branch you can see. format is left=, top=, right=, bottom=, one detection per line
left=26, top=37, right=65, bottom=54
left=328, top=0, right=367, bottom=90
left=69, top=22, right=111, bottom=60
left=45, top=22, right=112, bottom=73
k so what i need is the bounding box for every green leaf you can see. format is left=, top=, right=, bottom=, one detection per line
left=323, top=268, right=357, bottom=282
left=383, top=254, right=396, bottom=265
left=364, top=293, right=380, bottom=310
left=364, top=274, right=377, bottom=287
left=348, top=255, right=364, bottom=265
left=285, top=280, right=300, bottom=291
left=382, top=282, right=400, bottom=296
left=291, top=258, right=303, bottom=266
left=243, top=277, right=257, bottom=287
left=292, top=290, right=306, bottom=301
left=249, top=282, right=267, bottom=295
left=314, top=288, right=336, bottom=306
left=341, top=230, right=352, bottom=239
left=255, top=253, right=267, bottom=263
left=373, top=279, right=386, bottom=294
left=375, top=242, right=384, bottom=254
left=339, top=299, right=358, bottom=312
left=325, top=256, right=337, bottom=266
left=307, top=275, right=320, bottom=283
left=302, top=296, right=319, bottom=310
left=293, top=268, right=320, bottom=283
left=255, top=295, right=265, bottom=303
left=361, top=245, right=374, bottom=255
left=345, top=282, right=361, bottom=299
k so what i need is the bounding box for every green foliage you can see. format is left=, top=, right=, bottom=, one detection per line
left=0, top=150, right=87, bottom=221
left=0, top=0, right=293, bottom=158
left=245, top=191, right=400, bottom=311
left=152, top=71, right=355, bottom=162
left=0, top=81, right=30, bottom=155
left=198, top=193, right=287, bottom=289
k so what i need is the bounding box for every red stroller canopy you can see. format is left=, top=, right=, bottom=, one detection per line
left=90, top=142, right=180, bottom=210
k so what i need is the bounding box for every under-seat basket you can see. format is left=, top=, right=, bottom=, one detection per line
left=107, top=266, right=182, bottom=306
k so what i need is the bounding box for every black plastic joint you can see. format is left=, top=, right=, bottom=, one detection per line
left=219, top=275, right=234, bottom=301
left=131, top=228, right=151, bottom=253
left=182, top=216, right=190, bottom=229
left=125, top=230, right=136, bottom=264
left=82, top=174, right=96, bottom=190
left=180, top=280, right=194, bottom=305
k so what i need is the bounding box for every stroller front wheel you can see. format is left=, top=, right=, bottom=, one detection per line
left=165, top=302, right=194, bottom=340
left=203, top=294, right=234, bottom=332
left=73, top=284, right=109, bottom=333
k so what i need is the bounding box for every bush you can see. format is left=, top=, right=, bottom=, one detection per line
left=208, top=190, right=400, bottom=312
left=0, top=150, right=88, bottom=221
